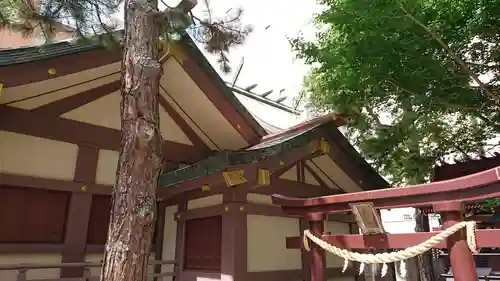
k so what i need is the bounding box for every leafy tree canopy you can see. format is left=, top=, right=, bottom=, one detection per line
left=292, top=0, right=500, bottom=185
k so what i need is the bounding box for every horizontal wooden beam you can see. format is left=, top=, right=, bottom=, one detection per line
left=173, top=202, right=355, bottom=222
left=272, top=166, right=500, bottom=214
left=0, top=173, right=112, bottom=195
left=286, top=229, right=500, bottom=250
left=327, top=213, right=356, bottom=223
left=0, top=48, right=121, bottom=88
left=160, top=138, right=323, bottom=198
left=175, top=204, right=225, bottom=221
left=31, top=80, right=120, bottom=116
left=0, top=105, right=207, bottom=163
left=245, top=267, right=357, bottom=281
left=254, top=178, right=342, bottom=197
left=160, top=171, right=339, bottom=205
left=0, top=243, right=104, bottom=254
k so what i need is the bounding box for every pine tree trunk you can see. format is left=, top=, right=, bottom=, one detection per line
left=100, top=0, right=163, bottom=280
left=414, top=209, right=435, bottom=281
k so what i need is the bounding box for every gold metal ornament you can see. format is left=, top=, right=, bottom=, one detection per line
left=257, top=168, right=270, bottom=185
left=223, top=169, right=247, bottom=187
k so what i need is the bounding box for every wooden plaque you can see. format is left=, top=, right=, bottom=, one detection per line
left=349, top=202, right=385, bottom=234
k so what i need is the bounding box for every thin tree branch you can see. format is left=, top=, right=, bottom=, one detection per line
left=397, top=1, right=500, bottom=106
left=365, top=106, right=383, bottom=126
left=386, top=77, right=419, bottom=96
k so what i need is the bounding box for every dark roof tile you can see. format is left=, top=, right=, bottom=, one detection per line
left=0, top=40, right=101, bottom=66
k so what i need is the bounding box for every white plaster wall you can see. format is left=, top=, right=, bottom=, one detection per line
left=95, top=149, right=119, bottom=186
left=0, top=131, right=78, bottom=181
left=161, top=58, right=248, bottom=150
left=85, top=253, right=104, bottom=277
left=2, top=60, right=119, bottom=105
left=247, top=215, right=302, bottom=272
left=304, top=168, right=320, bottom=185
left=324, top=221, right=350, bottom=268
left=7, top=74, right=120, bottom=110
left=158, top=107, right=193, bottom=145
left=279, top=166, right=297, bottom=181
left=0, top=254, right=62, bottom=281
left=310, top=155, right=362, bottom=193
left=187, top=194, right=223, bottom=209
left=161, top=205, right=178, bottom=281
left=246, top=193, right=273, bottom=205
left=62, top=92, right=122, bottom=130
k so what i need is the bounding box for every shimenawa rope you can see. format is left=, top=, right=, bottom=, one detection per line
left=303, top=221, right=478, bottom=277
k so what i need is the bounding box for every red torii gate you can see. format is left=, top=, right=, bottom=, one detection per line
left=272, top=166, right=500, bottom=281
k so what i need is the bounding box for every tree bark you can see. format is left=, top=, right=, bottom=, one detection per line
left=100, top=0, right=163, bottom=280
left=414, top=209, right=435, bottom=281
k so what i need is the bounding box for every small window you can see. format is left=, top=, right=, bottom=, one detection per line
left=87, top=195, right=111, bottom=244
left=0, top=186, right=70, bottom=243
left=184, top=216, right=222, bottom=272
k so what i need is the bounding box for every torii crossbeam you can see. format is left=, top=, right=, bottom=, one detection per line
left=272, top=166, right=500, bottom=281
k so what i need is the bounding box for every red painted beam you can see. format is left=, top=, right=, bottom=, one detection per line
left=0, top=48, right=121, bottom=87
left=31, top=80, right=121, bottom=116
left=0, top=105, right=207, bottom=163
left=286, top=229, right=500, bottom=250
left=161, top=137, right=324, bottom=197
left=158, top=92, right=210, bottom=152
left=254, top=178, right=342, bottom=197
left=178, top=56, right=263, bottom=144
left=272, top=166, right=500, bottom=214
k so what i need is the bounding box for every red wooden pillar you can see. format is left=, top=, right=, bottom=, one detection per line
left=434, top=202, right=477, bottom=281
left=300, top=218, right=312, bottom=281
left=309, top=213, right=326, bottom=281
left=221, top=190, right=247, bottom=281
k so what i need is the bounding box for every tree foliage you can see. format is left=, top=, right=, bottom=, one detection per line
left=292, top=0, right=500, bottom=185
left=0, top=0, right=251, bottom=73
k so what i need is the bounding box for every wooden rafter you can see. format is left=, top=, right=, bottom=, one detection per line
left=253, top=178, right=341, bottom=197
left=0, top=105, right=206, bottom=163
left=272, top=151, right=323, bottom=179
left=320, top=128, right=383, bottom=191
left=304, top=161, right=343, bottom=192
left=160, top=139, right=322, bottom=198
left=175, top=54, right=263, bottom=145
left=158, top=92, right=211, bottom=152
left=0, top=48, right=121, bottom=88
left=31, top=80, right=120, bottom=116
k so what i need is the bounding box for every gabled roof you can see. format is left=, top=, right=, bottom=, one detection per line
left=0, top=28, right=388, bottom=194
left=0, top=31, right=267, bottom=149
left=159, top=113, right=389, bottom=192
left=176, top=34, right=267, bottom=139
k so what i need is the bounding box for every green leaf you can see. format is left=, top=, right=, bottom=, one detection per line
left=293, top=0, right=500, bottom=197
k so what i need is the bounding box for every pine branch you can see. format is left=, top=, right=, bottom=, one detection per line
left=188, top=7, right=252, bottom=73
